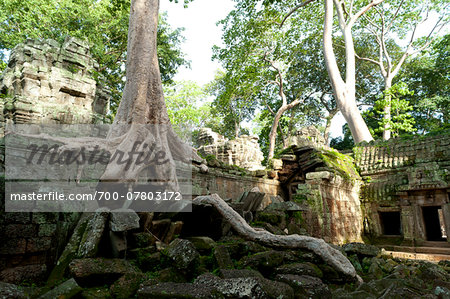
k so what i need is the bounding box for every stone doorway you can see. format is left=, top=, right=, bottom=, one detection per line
left=379, top=211, right=402, bottom=236
left=422, top=206, right=447, bottom=242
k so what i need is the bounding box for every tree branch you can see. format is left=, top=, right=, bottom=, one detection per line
left=280, top=0, right=316, bottom=28
left=333, top=0, right=347, bottom=32
left=349, top=0, right=384, bottom=27
left=385, top=0, right=406, bottom=32
left=355, top=53, right=382, bottom=67
left=193, top=194, right=362, bottom=282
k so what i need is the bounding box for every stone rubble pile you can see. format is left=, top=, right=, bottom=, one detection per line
left=1, top=191, right=449, bottom=299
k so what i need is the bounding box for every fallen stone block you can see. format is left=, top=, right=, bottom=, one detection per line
left=80, top=288, right=111, bottom=299
left=0, top=281, right=27, bottom=299
left=274, top=274, right=331, bottom=299
left=195, top=275, right=294, bottom=299
left=166, top=239, right=200, bottom=272
left=130, top=232, right=157, bottom=248
left=219, top=269, right=264, bottom=279
left=151, top=219, right=172, bottom=241
left=186, top=236, right=216, bottom=254
left=137, top=282, right=220, bottom=299
left=110, top=208, right=140, bottom=232
left=163, top=221, right=183, bottom=244
left=47, top=215, right=91, bottom=286
left=69, top=258, right=137, bottom=287
left=343, top=242, right=380, bottom=258
left=236, top=191, right=265, bottom=212
left=110, top=272, right=147, bottom=299
left=39, top=278, right=82, bottom=299
left=78, top=207, right=109, bottom=258
left=275, top=262, right=323, bottom=278
left=214, top=245, right=234, bottom=269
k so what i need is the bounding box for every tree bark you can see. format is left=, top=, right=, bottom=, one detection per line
left=324, top=108, right=338, bottom=145
left=323, top=0, right=374, bottom=144
left=382, top=77, right=393, bottom=140
left=23, top=0, right=202, bottom=197
left=193, top=194, right=362, bottom=283
left=267, top=98, right=301, bottom=160
left=94, top=0, right=201, bottom=194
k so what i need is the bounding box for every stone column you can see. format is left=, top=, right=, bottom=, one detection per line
left=443, top=203, right=450, bottom=243
left=400, top=206, right=414, bottom=246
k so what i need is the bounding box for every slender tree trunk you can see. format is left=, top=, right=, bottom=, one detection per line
left=268, top=107, right=286, bottom=161
left=324, top=108, right=338, bottom=145
left=267, top=98, right=301, bottom=160
left=234, top=120, right=240, bottom=138
left=323, top=0, right=373, bottom=144
left=382, top=77, right=393, bottom=140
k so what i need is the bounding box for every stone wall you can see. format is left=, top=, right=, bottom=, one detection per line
left=192, top=167, right=282, bottom=203
left=0, top=37, right=109, bottom=126
left=0, top=209, right=81, bottom=284
left=280, top=143, right=363, bottom=244
left=295, top=172, right=363, bottom=244
left=353, top=133, right=450, bottom=245
left=0, top=37, right=109, bottom=284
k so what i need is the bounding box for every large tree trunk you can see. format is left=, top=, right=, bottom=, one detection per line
left=323, top=0, right=373, bottom=144
left=194, top=194, right=362, bottom=283
left=382, top=77, right=393, bottom=140
left=97, top=0, right=200, bottom=193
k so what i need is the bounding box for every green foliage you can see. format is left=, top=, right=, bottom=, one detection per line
left=355, top=0, right=448, bottom=137
left=212, top=1, right=329, bottom=148
left=330, top=124, right=355, bottom=150
left=364, top=82, right=416, bottom=138
left=399, top=35, right=450, bottom=133
left=205, top=70, right=255, bottom=139
left=214, top=1, right=384, bottom=154
left=163, top=80, right=216, bottom=143
left=0, top=0, right=189, bottom=116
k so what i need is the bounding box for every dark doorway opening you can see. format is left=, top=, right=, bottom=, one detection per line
left=422, top=206, right=447, bottom=241
left=379, top=211, right=402, bottom=235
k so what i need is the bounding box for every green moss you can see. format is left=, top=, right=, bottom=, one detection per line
left=292, top=211, right=305, bottom=226
left=273, top=145, right=295, bottom=159
left=250, top=221, right=266, bottom=227
left=316, top=149, right=360, bottom=182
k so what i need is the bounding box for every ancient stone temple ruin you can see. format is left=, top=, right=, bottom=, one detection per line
left=0, top=37, right=109, bottom=283
left=197, top=128, right=265, bottom=171
left=354, top=135, right=450, bottom=256
left=0, top=37, right=109, bottom=126
left=0, top=38, right=450, bottom=298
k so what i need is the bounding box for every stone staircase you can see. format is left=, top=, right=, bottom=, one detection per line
left=381, top=242, right=450, bottom=262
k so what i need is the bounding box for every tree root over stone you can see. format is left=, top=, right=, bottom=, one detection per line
left=193, top=194, right=362, bottom=283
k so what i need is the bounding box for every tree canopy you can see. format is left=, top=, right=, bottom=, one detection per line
left=0, top=0, right=189, bottom=115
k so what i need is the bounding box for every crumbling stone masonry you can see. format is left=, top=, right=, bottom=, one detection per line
left=0, top=37, right=110, bottom=284
left=0, top=37, right=109, bottom=126
left=354, top=133, right=450, bottom=247
left=278, top=143, right=363, bottom=244
left=197, top=128, right=265, bottom=171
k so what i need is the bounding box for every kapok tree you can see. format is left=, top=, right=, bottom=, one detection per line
left=267, top=0, right=380, bottom=144
left=355, top=0, right=449, bottom=140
